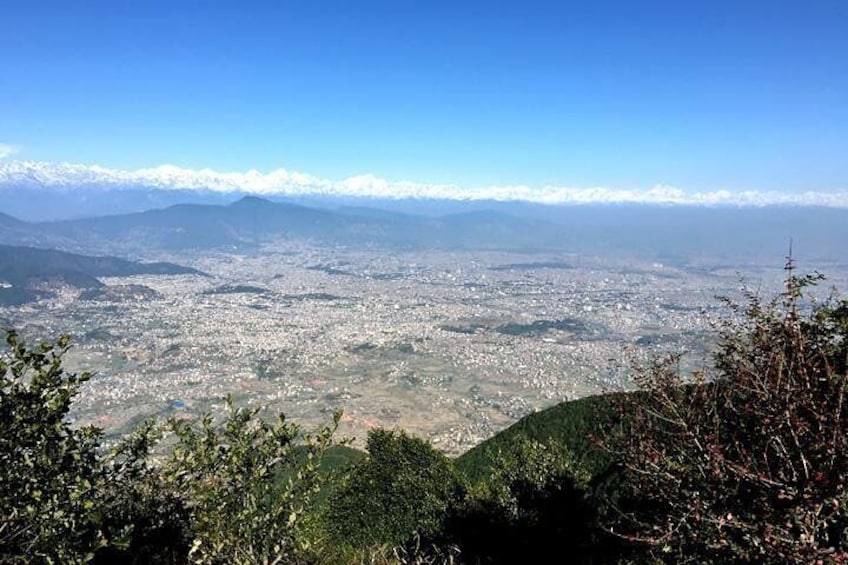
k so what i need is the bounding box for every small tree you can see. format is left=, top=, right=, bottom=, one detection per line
left=0, top=328, right=343, bottom=564
left=0, top=330, right=189, bottom=564
left=604, top=266, right=848, bottom=563
left=93, top=420, right=191, bottom=564
left=327, top=429, right=465, bottom=550
left=0, top=331, right=108, bottom=563
left=161, top=397, right=340, bottom=565
left=448, top=437, right=601, bottom=564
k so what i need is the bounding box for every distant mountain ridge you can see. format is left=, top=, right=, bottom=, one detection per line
left=0, top=195, right=845, bottom=261
left=0, top=244, right=202, bottom=305
left=0, top=196, right=569, bottom=253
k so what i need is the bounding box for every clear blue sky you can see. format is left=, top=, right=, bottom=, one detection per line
left=2, top=0, right=847, bottom=192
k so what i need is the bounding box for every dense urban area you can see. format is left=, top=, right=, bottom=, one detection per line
left=2, top=241, right=822, bottom=454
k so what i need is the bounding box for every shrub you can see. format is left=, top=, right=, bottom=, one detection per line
left=0, top=328, right=340, bottom=565
left=161, top=397, right=340, bottom=564
left=604, top=266, right=848, bottom=563
left=92, top=420, right=191, bottom=564
left=0, top=330, right=111, bottom=563
left=327, top=429, right=465, bottom=549
left=448, top=438, right=602, bottom=564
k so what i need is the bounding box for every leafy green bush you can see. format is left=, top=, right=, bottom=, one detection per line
left=92, top=420, right=191, bottom=565
left=0, top=330, right=112, bottom=563
left=448, top=437, right=605, bottom=564
left=161, top=397, right=340, bottom=564
left=0, top=329, right=342, bottom=565
left=327, top=429, right=465, bottom=550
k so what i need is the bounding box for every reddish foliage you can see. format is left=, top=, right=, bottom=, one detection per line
left=603, top=265, right=848, bottom=563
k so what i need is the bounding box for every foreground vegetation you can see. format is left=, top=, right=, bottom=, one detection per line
left=2, top=266, right=846, bottom=563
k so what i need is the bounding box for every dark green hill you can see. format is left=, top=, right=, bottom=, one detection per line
left=202, top=284, right=268, bottom=295
left=0, top=245, right=202, bottom=284
left=78, top=284, right=165, bottom=302
left=320, top=444, right=365, bottom=473
left=455, top=393, right=627, bottom=484
left=0, top=286, right=37, bottom=306
left=0, top=244, right=203, bottom=305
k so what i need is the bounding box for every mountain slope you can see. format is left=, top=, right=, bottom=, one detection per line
left=40, top=196, right=359, bottom=250
left=16, top=196, right=570, bottom=252
left=454, top=393, right=622, bottom=484
left=0, top=212, right=26, bottom=228
left=0, top=244, right=202, bottom=305
left=2, top=195, right=847, bottom=259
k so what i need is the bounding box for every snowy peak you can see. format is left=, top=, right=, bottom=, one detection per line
left=1, top=160, right=847, bottom=208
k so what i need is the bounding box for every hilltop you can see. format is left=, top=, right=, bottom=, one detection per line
left=0, top=244, right=202, bottom=305
left=455, top=393, right=618, bottom=484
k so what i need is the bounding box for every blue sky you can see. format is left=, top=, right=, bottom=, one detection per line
left=2, top=0, right=847, bottom=194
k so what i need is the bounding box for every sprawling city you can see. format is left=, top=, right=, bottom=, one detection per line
left=2, top=240, right=814, bottom=454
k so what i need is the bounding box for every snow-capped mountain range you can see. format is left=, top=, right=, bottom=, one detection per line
left=2, top=160, right=847, bottom=208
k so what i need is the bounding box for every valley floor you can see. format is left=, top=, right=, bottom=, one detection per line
left=4, top=243, right=841, bottom=453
